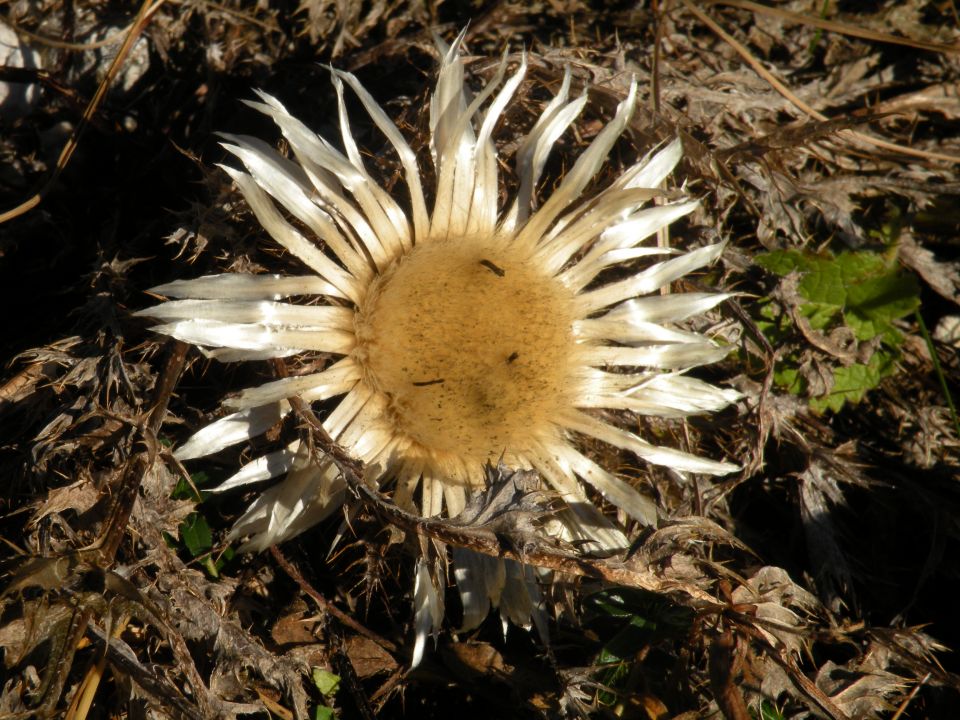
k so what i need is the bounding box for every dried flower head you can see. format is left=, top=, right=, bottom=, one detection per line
left=140, top=31, right=739, bottom=662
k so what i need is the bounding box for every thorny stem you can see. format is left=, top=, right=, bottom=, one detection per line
left=891, top=672, right=931, bottom=720
left=268, top=548, right=382, bottom=719
left=277, top=358, right=863, bottom=720
left=273, top=357, right=715, bottom=602
left=90, top=341, right=187, bottom=565
left=292, top=388, right=710, bottom=594
left=8, top=341, right=191, bottom=715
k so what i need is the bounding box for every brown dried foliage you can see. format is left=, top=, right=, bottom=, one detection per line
left=1, top=0, right=959, bottom=718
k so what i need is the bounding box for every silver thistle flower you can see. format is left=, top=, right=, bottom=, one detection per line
left=139, top=30, right=739, bottom=665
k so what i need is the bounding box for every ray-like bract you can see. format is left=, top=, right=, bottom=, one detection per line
left=141, top=34, right=740, bottom=665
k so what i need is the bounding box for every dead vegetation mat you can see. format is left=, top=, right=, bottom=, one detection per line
left=2, top=0, right=960, bottom=718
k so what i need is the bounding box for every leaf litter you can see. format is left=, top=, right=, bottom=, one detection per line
left=1, top=0, right=960, bottom=718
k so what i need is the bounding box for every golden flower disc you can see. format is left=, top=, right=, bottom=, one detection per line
left=354, top=236, right=577, bottom=469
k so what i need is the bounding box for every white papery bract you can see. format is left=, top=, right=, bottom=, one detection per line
left=140, top=30, right=740, bottom=663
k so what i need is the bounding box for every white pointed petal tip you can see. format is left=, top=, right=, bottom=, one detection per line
left=174, top=403, right=289, bottom=461
left=412, top=559, right=443, bottom=667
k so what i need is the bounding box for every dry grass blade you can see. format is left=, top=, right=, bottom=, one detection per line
left=64, top=615, right=130, bottom=720
left=0, top=0, right=166, bottom=224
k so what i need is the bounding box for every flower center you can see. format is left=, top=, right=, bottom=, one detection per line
left=354, top=236, right=577, bottom=472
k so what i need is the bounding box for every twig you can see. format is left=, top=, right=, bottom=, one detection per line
left=891, top=673, right=930, bottom=720
left=269, top=545, right=399, bottom=654
left=708, top=629, right=751, bottom=720
left=0, top=0, right=167, bottom=225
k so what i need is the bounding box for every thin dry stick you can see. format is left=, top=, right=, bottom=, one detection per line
left=186, top=0, right=281, bottom=32
left=64, top=614, right=131, bottom=720
left=891, top=673, right=931, bottom=720
left=0, top=16, right=135, bottom=51
left=679, top=0, right=960, bottom=165
left=0, top=0, right=166, bottom=225
left=269, top=545, right=399, bottom=654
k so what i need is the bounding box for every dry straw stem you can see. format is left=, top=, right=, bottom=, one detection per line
left=0, top=0, right=166, bottom=224
left=64, top=614, right=130, bottom=720
left=680, top=0, right=960, bottom=165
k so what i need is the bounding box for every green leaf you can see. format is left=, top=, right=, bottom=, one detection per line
left=172, top=471, right=211, bottom=502
left=179, top=513, right=213, bottom=557
left=809, top=353, right=895, bottom=413
left=755, top=699, right=787, bottom=720
left=311, top=669, right=340, bottom=697
left=773, top=364, right=802, bottom=395
left=755, top=249, right=808, bottom=276
left=584, top=587, right=673, bottom=621
left=798, top=259, right=845, bottom=307
left=844, top=271, right=920, bottom=342
left=756, top=247, right=920, bottom=413
left=599, top=622, right=655, bottom=664
left=314, top=706, right=335, bottom=720
left=836, top=248, right=887, bottom=279
left=585, top=587, right=693, bottom=662
left=756, top=301, right=793, bottom=344
left=800, top=302, right=841, bottom=331
left=757, top=249, right=918, bottom=346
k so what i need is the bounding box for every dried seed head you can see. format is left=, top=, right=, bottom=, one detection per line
left=138, top=32, right=741, bottom=660
left=355, top=235, right=577, bottom=470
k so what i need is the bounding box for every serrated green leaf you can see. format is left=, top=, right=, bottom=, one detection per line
left=800, top=302, right=841, bottom=331
left=757, top=300, right=778, bottom=321
left=756, top=305, right=793, bottom=344
left=809, top=353, right=895, bottom=413
left=757, top=250, right=918, bottom=345
left=836, top=249, right=888, bottom=281
left=179, top=513, right=213, bottom=557
left=756, top=248, right=920, bottom=413
left=774, top=364, right=802, bottom=395
left=312, top=669, right=340, bottom=697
